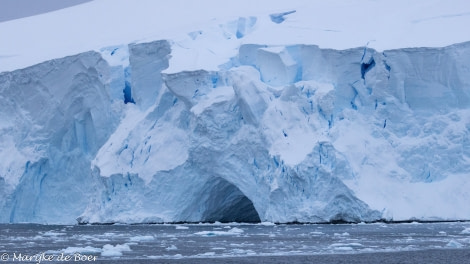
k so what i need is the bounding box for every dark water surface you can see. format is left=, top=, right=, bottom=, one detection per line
left=1, top=222, right=469, bottom=263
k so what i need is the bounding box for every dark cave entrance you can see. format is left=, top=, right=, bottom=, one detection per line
left=201, top=178, right=261, bottom=223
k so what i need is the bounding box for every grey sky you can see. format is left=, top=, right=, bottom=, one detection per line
left=0, top=0, right=92, bottom=22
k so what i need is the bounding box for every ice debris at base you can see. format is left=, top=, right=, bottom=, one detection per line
left=101, top=244, right=132, bottom=257
left=49, top=244, right=131, bottom=257
left=461, top=228, right=470, bottom=234
left=195, top=227, right=244, bottom=236
left=446, top=240, right=464, bottom=248
left=129, top=235, right=154, bottom=242
left=58, top=246, right=102, bottom=255
left=1, top=37, right=470, bottom=224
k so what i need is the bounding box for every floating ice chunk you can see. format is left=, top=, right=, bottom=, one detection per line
left=166, top=245, right=178, bottom=251
left=334, top=246, right=354, bottom=251
left=175, top=225, right=189, bottom=230
left=195, top=227, right=244, bottom=236
left=260, top=221, right=275, bottom=226
left=61, top=246, right=101, bottom=255
left=446, top=240, right=463, bottom=248
left=198, top=252, right=216, bottom=257
left=129, top=235, right=154, bottom=242
left=230, top=248, right=256, bottom=255
left=461, top=228, right=470, bottom=234
left=228, top=227, right=244, bottom=233
left=330, top=243, right=363, bottom=247
left=459, top=238, right=470, bottom=244
left=195, top=231, right=222, bottom=236
left=42, top=231, right=66, bottom=237
left=76, top=235, right=110, bottom=242
left=101, top=244, right=132, bottom=257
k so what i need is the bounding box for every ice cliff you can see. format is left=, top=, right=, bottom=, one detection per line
left=0, top=52, right=119, bottom=223
left=1, top=39, right=469, bottom=224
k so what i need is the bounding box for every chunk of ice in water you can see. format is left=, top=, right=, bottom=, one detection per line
left=446, top=240, right=463, bottom=248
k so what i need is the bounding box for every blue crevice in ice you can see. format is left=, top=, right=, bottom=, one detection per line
left=110, top=48, right=119, bottom=56
left=253, top=158, right=259, bottom=169
left=350, top=86, right=359, bottom=110
left=193, top=89, right=199, bottom=98
left=319, top=145, right=323, bottom=165
left=118, top=144, right=128, bottom=155
left=123, top=67, right=135, bottom=104
left=273, top=156, right=280, bottom=167
left=425, top=171, right=432, bottom=183
left=328, top=115, right=333, bottom=129
left=361, top=57, right=376, bottom=80
left=350, top=101, right=358, bottom=110
left=361, top=46, right=368, bottom=62
left=384, top=60, right=391, bottom=80
left=270, top=10, right=296, bottom=24
left=211, top=73, right=219, bottom=88
left=123, top=82, right=134, bottom=104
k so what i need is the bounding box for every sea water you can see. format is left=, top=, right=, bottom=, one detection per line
left=1, top=222, right=469, bottom=263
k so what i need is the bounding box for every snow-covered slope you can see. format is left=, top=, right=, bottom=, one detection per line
left=1, top=0, right=469, bottom=224
left=2, top=0, right=470, bottom=73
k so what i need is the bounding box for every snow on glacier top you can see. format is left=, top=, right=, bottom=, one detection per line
left=1, top=0, right=470, bottom=73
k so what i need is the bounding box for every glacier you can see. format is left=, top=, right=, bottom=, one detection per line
left=1, top=37, right=470, bottom=224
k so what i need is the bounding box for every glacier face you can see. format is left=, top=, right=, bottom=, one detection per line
left=0, top=52, right=119, bottom=223
left=1, top=40, right=470, bottom=224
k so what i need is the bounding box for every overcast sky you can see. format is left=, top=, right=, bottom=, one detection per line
left=0, top=0, right=92, bottom=22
